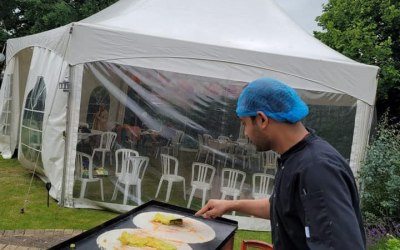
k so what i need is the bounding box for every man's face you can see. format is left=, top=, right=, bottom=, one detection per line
left=240, top=116, right=271, bottom=151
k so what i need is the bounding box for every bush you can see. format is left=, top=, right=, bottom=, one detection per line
left=369, top=235, right=400, bottom=250
left=359, top=113, right=400, bottom=246
left=364, top=217, right=400, bottom=247
left=360, top=113, right=400, bottom=219
left=386, top=236, right=400, bottom=250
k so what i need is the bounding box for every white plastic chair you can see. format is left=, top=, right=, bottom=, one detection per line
left=160, top=130, right=185, bottom=157
left=222, top=140, right=239, bottom=168
left=206, top=137, right=236, bottom=167
left=201, top=134, right=214, bottom=162
left=155, top=154, right=186, bottom=202
left=202, top=134, right=213, bottom=144
left=237, top=143, right=259, bottom=169
left=252, top=173, right=274, bottom=200
left=114, top=148, right=139, bottom=177
left=187, top=162, right=216, bottom=208
left=220, top=168, right=246, bottom=215
left=111, top=156, right=149, bottom=205
left=92, top=131, right=117, bottom=168
left=261, top=150, right=279, bottom=174
left=217, top=135, right=231, bottom=141
left=75, top=152, right=104, bottom=201
left=204, top=138, right=223, bottom=165
left=195, top=134, right=208, bottom=161
left=220, top=168, right=246, bottom=200
left=236, top=138, right=249, bottom=145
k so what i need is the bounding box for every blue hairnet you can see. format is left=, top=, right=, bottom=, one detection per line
left=236, top=77, right=309, bottom=123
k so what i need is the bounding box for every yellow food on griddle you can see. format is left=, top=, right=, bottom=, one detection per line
left=118, top=231, right=177, bottom=250
left=152, top=212, right=182, bottom=225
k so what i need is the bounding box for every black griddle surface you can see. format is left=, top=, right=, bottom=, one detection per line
left=50, top=200, right=238, bottom=250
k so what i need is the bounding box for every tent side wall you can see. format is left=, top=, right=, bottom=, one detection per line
left=15, top=47, right=69, bottom=200
left=0, top=57, right=16, bottom=157
left=0, top=24, right=70, bottom=160
left=0, top=48, right=33, bottom=158
left=0, top=24, right=72, bottom=200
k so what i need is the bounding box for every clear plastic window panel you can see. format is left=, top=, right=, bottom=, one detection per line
left=21, top=76, right=46, bottom=170
left=0, top=74, right=13, bottom=135
left=75, top=61, right=357, bottom=210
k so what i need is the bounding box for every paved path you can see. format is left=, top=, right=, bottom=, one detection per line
left=0, top=229, right=83, bottom=250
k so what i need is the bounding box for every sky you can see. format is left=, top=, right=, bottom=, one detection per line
left=274, top=0, right=328, bottom=34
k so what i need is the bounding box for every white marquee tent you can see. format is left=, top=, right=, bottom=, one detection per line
left=0, top=0, right=378, bottom=230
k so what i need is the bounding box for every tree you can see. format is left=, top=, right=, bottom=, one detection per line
left=0, top=0, right=118, bottom=83
left=315, top=0, right=400, bottom=121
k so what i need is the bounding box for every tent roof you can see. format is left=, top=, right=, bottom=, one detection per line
left=5, top=0, right=379, bottom=105
left=81, top=0, right=351, bottom=63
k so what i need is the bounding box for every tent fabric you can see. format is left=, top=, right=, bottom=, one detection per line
left=6, top=25, right=71, bottom=64
left=65, top=0, right=379, bottom=105
left=16, top=47, right=69, bottom=198
left=0, top=48, right=33, bottom=159
left=4, top=0, right=378, bottom=104
left=0, top=57, right=15, bottom=158
left=350, top=101, right=375, bottom=174
left=0, top=0, right=379, bottom=230
left=68, top=23, right=379, bottom=105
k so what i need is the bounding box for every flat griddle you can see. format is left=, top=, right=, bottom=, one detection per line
left=49, top=200, right=238, bottom=250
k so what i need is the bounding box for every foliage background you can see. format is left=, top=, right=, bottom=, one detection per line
left=359, top=115, right=400, bottom=218
left=0, top=0, right=118, bottom=82
left=359, top=114, right=400, bottom=246
left=315, top=0, right=400, bottom=121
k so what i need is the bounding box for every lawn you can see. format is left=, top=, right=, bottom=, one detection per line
left=0, top=156, right=271, bottom=249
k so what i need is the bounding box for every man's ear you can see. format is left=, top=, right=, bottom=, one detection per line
left=256, top=111, right=268, bottom=128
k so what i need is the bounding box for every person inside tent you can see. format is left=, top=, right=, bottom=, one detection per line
left=113, top=123, right=142, bottom=149
left=90, top=104, right=110, bottom=151
left=196, top=77, right=366, bottom=249
left=92, top=104, right=109, bottom=131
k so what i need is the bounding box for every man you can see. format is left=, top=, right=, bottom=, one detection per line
left=93, top=104, right=109, bottom=131
left=196, top=77, right=366, bottom=249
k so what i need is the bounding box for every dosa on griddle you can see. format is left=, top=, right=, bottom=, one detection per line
left=133, top=212, right=216, bottom=243
left=96, top=228, right=192, bottom=250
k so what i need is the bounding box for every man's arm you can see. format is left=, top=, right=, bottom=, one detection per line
left=196, top=198, right=270, bottom=219
left=301, top=160, right=366, bottom=250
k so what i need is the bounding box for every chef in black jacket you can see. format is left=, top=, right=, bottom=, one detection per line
left=196, top=77, right=366, bottom=250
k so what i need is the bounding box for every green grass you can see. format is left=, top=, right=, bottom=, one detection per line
left=0, top=156, right=271, bottom=249
left=0, top=156, right=116, bottom=229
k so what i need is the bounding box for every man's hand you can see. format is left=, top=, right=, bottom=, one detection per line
left=195, top=199, right=233, bottom=219
left=196, top=198, right=271, bottom=219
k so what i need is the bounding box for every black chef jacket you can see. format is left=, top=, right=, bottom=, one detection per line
left=270, top=130, right=366, bottom=250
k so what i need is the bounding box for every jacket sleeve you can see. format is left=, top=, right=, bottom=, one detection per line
left=300, top=160, right=366, bottom=250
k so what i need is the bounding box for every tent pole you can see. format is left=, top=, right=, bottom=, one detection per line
left=60, top=64, right=84, bottom=207
left=60, top=74, right=71, bottom=206
left=59, top=25, right=76, bottom=207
